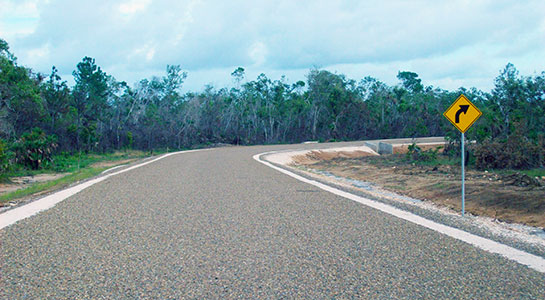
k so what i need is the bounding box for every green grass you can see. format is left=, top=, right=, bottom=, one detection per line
left=0, top=167, right=108, bottom=204
left=5, top=150, right=153, bottom=177
left=0, top=150, right=158, bottom=204
left=409, top=157, right=459, bottom=167
left=512, top=168, right=545, bottom=178
left=383, top=184, right=407, bottom=191
left=430, top=182, right=446, bottom=189
left=478, top=167, right=545, bottom=179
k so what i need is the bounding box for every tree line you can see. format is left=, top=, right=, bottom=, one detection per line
left=1, top=38, right=544, bottom=172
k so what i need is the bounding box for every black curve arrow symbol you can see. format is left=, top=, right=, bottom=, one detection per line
left=455, top=105, right=469, bottom=123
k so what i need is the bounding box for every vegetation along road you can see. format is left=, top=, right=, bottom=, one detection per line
left=1, top=142, right=544, bottom=299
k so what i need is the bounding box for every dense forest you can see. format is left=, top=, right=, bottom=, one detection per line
left=1, top=38, right=544, bottom=173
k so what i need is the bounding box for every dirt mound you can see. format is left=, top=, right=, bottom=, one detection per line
left=393, top=143, right=445, bottom=154
left=291, top=150, right=377, bottom=165
left=502, top=173, right=542, bottom=188
left=296, top=155, right=545, bottom=228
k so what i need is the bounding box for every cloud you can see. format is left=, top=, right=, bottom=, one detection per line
left=248, top=41, right=267, bottom=67
left=0, top=0, right=40, bottom=39
left=2, top=0, right=544, bottom=92
left=118, top=0, right=151, bottom=16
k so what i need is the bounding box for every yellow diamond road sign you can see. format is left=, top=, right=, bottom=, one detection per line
left=443, top=94, right=482, bottom=133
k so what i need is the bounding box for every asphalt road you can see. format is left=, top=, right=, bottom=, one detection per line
left=1, top=143, right=544, bottom=299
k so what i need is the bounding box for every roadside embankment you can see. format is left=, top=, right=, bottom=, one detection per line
left=263, top=140, right=545, bottom=253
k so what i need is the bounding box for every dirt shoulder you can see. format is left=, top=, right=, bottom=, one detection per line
left=0, top=173, right=69, bottom=194
left=0, top=159, right=138, bottom=196
left=0, top=156, right=145, bottom=210
left=291, top=151, right=545, bottom=229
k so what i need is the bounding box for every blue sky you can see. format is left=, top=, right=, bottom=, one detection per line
left=1, top=0, right=544, bottom=92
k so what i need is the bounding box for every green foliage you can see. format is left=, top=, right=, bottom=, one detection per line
left=1, top=38, right=545, bottom=174
left=405, top=143, right=440, bottom=162
left=127, top=131, right=134, bottom=149
left=0, top=168, right=99, bottom=203
left=231, top=67, right=245, bottom=85
left=0, top=46, right=45, bottom=137
left=12, top=128, right=58, bottom=170
left=0, top=149, right=153, bottom=203
left=0, top=139, right=13, bottom=178
left=397, top=71, right=423, bottom=93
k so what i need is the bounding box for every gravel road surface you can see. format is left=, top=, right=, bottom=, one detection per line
left=1, top=143, right=544, bottom=299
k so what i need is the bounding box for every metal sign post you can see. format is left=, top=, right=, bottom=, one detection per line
left=461, top=132, right=465, bottom=216
left=443, top=94, right=481, bottom=217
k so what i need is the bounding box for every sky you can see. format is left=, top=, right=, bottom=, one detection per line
left=1, top=0, right=544, bottom=93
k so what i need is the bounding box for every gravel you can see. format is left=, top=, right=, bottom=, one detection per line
left=1, top=143, right=544, bottom=299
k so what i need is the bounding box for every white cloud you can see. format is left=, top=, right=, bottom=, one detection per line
left=145, top=47, right=155, bottom=61
left=25, top=42, right=50, bottom=64
left=0, top=0, right=40, bottom=39
left=2, top=0, right=544, bottom=92
left=118, top=0, right=151, bottom=15
left=248, top=41, right=267, bottom=67
left=128, top=44, right=156, bottom=63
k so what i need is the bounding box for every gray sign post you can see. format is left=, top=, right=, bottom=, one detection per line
left=443, top=94, right=481, bottom=217
left=461, top=132, right=465, bottom=216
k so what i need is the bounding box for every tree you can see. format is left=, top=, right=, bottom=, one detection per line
left=306, top=70, right=358, bottom=140
left=41, top=66, right=72, bottom=147
left=490, top=63, right=526, bottom=138
left=0, top=40, right=45, bottom=138
left=397, top=71, right=423, bottom=93
left=71, top=57, right=111, bottom=151
left=231, top=67, right=245, bottom=87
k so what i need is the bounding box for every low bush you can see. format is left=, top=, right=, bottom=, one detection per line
left=0, top=139, right=13, bottom=178
left=474, top=135, right=545, bottom=170
left=12, top=128, right=58, bottom=170
left=406, top=143, right=440, bottom=162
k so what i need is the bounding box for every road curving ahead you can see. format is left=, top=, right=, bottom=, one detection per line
left=1, top=141, right=544, bottom=299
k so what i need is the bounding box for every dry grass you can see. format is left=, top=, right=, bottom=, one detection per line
left=294, top=153, right=545, bottom=228
left=291, top=150, right=377, bottom=165
left=392, top=143, right=446, bottom=154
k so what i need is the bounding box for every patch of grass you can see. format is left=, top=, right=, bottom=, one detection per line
left=0, top=149, right=160, bottom=204
left=520, top=168, right=545, bottom=178
left=384, top=184, right=407, bottom=191
left=0, top=167, right=108, bottom=204
left=430, top=182, right=446, bottom=190
left=484, top=168, right=545, bottom=179
left=5, top=150, right=152, bottom=177
left=49, top=150, right=152, bottom=173
left=363, top=154, right=459, bottom=168
left=408, top=157, right=459, bottom=167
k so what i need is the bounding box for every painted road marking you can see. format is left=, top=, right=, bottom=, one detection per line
left=254, top=151, right=545, bottom=274
left=0, top=149, right=207, bottom=230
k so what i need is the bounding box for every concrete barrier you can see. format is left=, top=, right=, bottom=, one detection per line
left=378, top=142, right=393, bottom=154
left=364, top=141, right=379, bottom=153
left=365, top=137, right=445, bottom=155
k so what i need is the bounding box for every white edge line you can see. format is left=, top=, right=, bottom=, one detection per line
left=0, top=149, right=206, bottom=230
left=100, top=164, right=126, bottom=174
left=253, top=151, right=545, bottom=274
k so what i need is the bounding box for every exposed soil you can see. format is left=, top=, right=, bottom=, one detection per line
left=292, top=152, right=545, bottom=228
left=0, top=159, right=136, bottom=201
left=291, top=149, right=377, bottom=165
left=89, top=158, right=136, bottom=169
left=392, top=143, right=445, bottom=154
left=0, top=173, right=68, bottom=194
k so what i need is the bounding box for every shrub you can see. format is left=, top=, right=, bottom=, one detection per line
left=12, top=128, right=58, bottom=170
left=0, top=139, right=12, bottom=177
left=127, top=131, right=134, bottom=149
left=406, top=143, right=439, bottom=162
left=474, top=135, right=544, bottom=170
